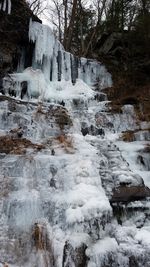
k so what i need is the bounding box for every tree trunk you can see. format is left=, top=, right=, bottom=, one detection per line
left=84, top=0, right=106, bottom=57
left=63, top=0, right=68, bottom=48
left=65, top=0, right=78, bottom=51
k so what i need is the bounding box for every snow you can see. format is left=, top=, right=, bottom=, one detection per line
left=65, top=184, right=110, bottom=224
left=135, top=228, right=150, bottom=246
left=11, top=67, right=94, bottom=101
left=87, top=237, right=118, bottom=255
left=116, top=141, right=150, bottom=187
left=86, top=237, right=118, bottom=267
left=67, top=232, right=91, bottom=249
left=47, top=133, right=112, bottom=226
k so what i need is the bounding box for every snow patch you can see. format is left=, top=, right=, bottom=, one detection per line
left=86, top=237, right=118, bottom=267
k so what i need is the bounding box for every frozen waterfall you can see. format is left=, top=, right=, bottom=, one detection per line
left=28, top=20, right=112, bottom=88
left=0, top=18, right=150, bottom=267
left=2, top=19, right=112, bottom=102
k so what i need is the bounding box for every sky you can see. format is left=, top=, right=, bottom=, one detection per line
left=39, top=0, right=92, bottom=27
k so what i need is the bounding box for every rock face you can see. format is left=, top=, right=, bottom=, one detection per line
left=0, top=0, right=41, bottom=79
left=0, top=81, right=150, bottom=266
left=63, top=241, right=87, bottom=267
left=95, top=32, right=123, bottom=56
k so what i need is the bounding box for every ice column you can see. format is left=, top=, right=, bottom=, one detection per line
left=29, top=20, right=112, bottom=87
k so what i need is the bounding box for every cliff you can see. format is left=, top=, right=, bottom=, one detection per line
left=0, top=0, right=41, bottom=81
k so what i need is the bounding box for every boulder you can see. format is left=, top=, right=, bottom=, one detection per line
left=81, top=122, right=105, bottom=137
left=96, top=32, right=123, bottom=55
left=63, top=241, right=87, bottom=267
left=94, top=92, right=107, bottom=102
left=111, top=185, right=150, bottom=203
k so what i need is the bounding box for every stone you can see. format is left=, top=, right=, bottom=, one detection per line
left=0, top=136, right=44, bottom=154
left=94, top=92, right=107, bottom=102
left=111, top=185, right=150, bottom=203
left=63, top=241, right=87, bottom=267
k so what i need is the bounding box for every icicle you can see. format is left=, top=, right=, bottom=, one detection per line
left=63, top=52, right=71, bottom=81
left=2, top=0, right=6, bottom=12
left=57, top=50, right=62, bottom=81
left=28, top=20, right=112, bottom=86
left=29, top=19, right=56, bottom=64
left=71, top=55, right=78, bottom=85
left=7, top=0, right=11, bottom=14
left=1, top=0, right=11, bottom=14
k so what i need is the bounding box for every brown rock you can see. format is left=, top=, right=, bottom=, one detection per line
left=111, top=185, right=150, bottom=203
left=0, top=135, right=44, bottom=154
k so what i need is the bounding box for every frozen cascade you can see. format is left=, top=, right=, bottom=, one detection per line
left=0, top=21, right=150, bottom=267
left=2, top=20, right=112, bottom=101
left=21, top=20, right=112, bottom=88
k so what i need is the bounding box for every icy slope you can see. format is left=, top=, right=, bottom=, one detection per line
left=0, top=19, right=149, bottom=267
left=0, top=88, right=149, bottom=267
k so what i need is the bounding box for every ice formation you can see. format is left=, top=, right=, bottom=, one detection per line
left=0, top=19, right=150, bottom=267
left=28, top=20, right=112, bottom=87
left=6, top=67, right=95, bottom=102
left=0, top=0, right=11, bottom=14
left=3, top=21, right=112, bottom=102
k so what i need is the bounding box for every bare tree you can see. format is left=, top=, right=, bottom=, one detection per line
left=63, top=0, right=68, bottom=47
left=65, top=0, right=78, bottom=50
left=46, top=0, right=81, bottom=49
left=26, top=0, right=47, bottom=16
left=84, top=0, right=107, bottom=56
